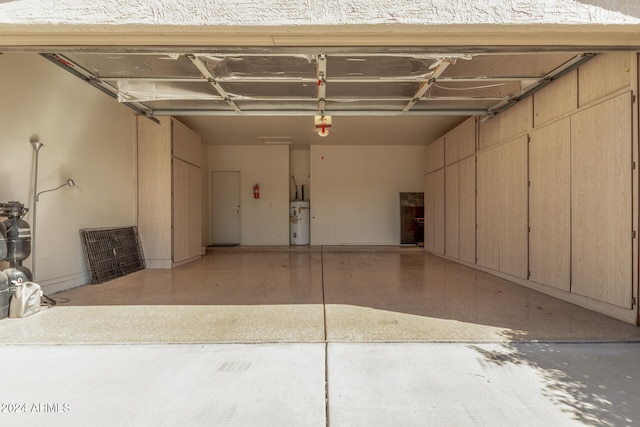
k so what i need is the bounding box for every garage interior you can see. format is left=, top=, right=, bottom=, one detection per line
left=2, top=45, right=640, bottom=426
left=2, top=3, right=640, bottom=423
left=2, top=47, right=637, bottom=323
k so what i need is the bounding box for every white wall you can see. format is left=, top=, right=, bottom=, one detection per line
left=0, top=53, right=137, bottom=292
left=206, top=145, right=289, bottom=245
left=310, top=145, right=425, bottom=245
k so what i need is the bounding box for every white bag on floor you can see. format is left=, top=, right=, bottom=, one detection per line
left=9, top=279, right=42, bottom=318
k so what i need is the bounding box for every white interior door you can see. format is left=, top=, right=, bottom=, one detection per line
left=211, top=171, right=241, bottom=245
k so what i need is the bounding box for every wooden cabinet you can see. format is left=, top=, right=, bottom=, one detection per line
left=479, top=98, right=532, bottom=150
left=425, top=137, right=445, bottom=173
left=438, top=52, right=637, bottom=322
left=137, top=116, right=202, bottom=268
left=499, top=137, right=528, bottom=279
left=445, top=163, right=459, bottom=258
left=533, top=70, right=577, bottom=127
left=477, top=137, right=528, bottom=278
left=476, top=147, right=500, bottom=270
left=424, top=169, right=445, bottom=254
left=571, top=93, right=632, bottom=307
left=529, top=119, right=571, bottom=291
left=579, top=52, right=632, bottom=107
left=445, top=117, right=476, bottom=165
left=444, top=117, right=477, bottom=262
left=458, top=156, right=476, bottom=264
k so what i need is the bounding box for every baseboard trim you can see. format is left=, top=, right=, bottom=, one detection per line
left=39, top=272, right=89, bottom=294
left=426, top=250, right=638, bottom=326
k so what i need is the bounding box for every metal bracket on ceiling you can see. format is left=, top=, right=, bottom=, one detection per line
left=402, top=58, right=454, bottom=112
left=317, top=54, right=327, bottom=114
left=187, top=54, right=242, bottom=112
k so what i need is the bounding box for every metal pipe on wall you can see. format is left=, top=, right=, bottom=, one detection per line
left=30, top=138, right=43, bottom=281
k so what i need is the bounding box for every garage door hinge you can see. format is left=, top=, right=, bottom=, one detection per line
left=633, top=230, right=637, bottom=239
left=528, top=226, right=531, bottom=233
left=527, top=135, right=531, bottom=143
left=633, top=161, right=636, bottom=170
left=527, top=271, right=531, bottom=279
left=633, top=296, right=637, bottom=307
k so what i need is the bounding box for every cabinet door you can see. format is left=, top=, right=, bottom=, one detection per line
left=445, top=163, right=459, bottom=258
left=476, top=138, right=527, bottom=277
left=499, top=136, right=528, bottom=279
left=173, top=158, right=202, bottom=263
left=458, top=156, right=476, bottom=264
left=137, top=116, right=173, bottom=267
left=424, top=173, right=435, bottom=251
left=457, top=117, right=477, bottom=159
left=571, top=92, right=632, bottom=308
left=188, top=164, right=202, bottom=259
left=433, top=169, right=445, bottom=255
left=172, top=118, right=202, bottom=166
left=476, top=148, right=500, bottom=270
left=529, top=119, right=571, bottom=291
left=424, top=169, right=445, bottom=253
left=426, top=138, right=445, bottom=173
left=172, top=158, right=191, bottom=263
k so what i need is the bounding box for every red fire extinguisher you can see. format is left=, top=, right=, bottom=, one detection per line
left=253, top=183, right=260, bottom=199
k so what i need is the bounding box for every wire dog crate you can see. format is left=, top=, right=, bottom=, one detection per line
left=80, top=226, right=145, bottom=284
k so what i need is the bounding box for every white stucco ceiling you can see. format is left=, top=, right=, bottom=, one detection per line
left=2, top=0, right=640, bottom=27
left=2, top=0, right=640, bottom=48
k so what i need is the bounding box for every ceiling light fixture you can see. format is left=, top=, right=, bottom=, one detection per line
left=315, top=115, right=332, bottom=137
left=317, top=127, right=330, bottom=137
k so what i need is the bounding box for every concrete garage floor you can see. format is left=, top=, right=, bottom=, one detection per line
left=0, top=247, right=639, bottom=426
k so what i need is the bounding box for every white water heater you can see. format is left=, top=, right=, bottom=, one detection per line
left=290, top=201, right=310, bottom=245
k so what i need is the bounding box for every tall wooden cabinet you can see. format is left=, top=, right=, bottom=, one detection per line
left=137, top=116, right=202, bottom=268
left=426, top=117, right=476, bottom=262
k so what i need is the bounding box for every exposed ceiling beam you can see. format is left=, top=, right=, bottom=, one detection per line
left=402, top=58, right=453, bottom=112
left=187, top=54, right=241, bottom=112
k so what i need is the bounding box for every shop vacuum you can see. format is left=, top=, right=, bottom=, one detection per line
left=0, top=201, right=49, bottom=319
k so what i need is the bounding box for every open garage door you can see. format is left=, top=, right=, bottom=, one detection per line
left=40, top=48, right=595, bottom=146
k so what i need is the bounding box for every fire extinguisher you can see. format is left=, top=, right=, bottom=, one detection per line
left=253, top=183, right=260, bottom=199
